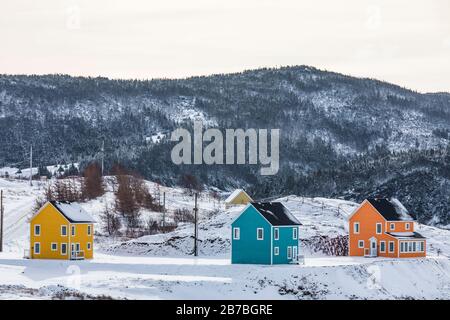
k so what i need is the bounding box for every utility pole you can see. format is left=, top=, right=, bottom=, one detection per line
left=162, top=191, right=166, bottom=232
left=29, top=145, right=33, bottom=186
left=0, top=190, right=4, bottom=252
left=193, top=192, right=198, bottom=257
left=101, top=140, right=104, bottom=176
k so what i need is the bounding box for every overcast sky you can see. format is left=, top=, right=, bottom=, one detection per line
left=1, top=0, right=449, bottom=92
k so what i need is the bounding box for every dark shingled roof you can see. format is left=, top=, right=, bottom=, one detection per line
left=367, top=198, right=415, bottom=221
left=251, top=202, right=301, bottom=226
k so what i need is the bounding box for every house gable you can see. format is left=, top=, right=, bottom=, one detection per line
left=231, top=205, right=272, bottom=264
left=31, top=202, right=70, bottom=224
left=349, top=200, right=387, bottom=224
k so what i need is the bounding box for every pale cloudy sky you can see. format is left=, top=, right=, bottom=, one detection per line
left=0, top=0, right=449, bottom=92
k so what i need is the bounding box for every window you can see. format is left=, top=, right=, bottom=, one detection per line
left=61, top=243, right=67, bottom=255
left=380, top=241, right=386, bottom=253
left=87, top=242, right=92, bottom=250
left=412, top=242, right=416, bottom=252
left=87, top=225, right=92, bottom=236
left=34, top=242, right=40, bottom=254
left=390, top=223, right=395, bottom=231
left=389, top=241, right=395, bottom=253
left=358, top=240, right=364, bottom=248
left=420, top=241, right=424, bottom=252
left=257, top=228, right=264, bottom=240
left=274, top=247, right=279, bottom=256
left=71, top=225, right=76, bottom=236
left=61, top=225, right=67, bottom=236
left=408, top=242, right=413, bottom=252
left=293, top=227, right=298, bottom=240
left=376, top=223, right=382, bottom=234
left=233, top=227, right=240, bottom=240
left=51, top=243, right=57, bottom=251
left=400, top=242, right=405, bottom=253
left=287, top=246, right=292, bottom=259
left=353, top=222, right=360, bottom=234
left=34, top=225, right=41, bottom=236
left=274, top=228, right=279, bottom=240
left=405, top=223, right=410, bottom=230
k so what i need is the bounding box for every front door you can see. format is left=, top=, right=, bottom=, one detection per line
left=71, top=243, right=75, bottom=259
left=370, top=238, right=377, bottom=257
left=293, top=246, right=298, bottom=262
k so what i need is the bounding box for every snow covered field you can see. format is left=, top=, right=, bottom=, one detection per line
left=0, top=177, right=450, bottom=299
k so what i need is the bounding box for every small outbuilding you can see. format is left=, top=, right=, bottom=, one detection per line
left=224, top=189, right=253, bottom=209
left=231, top=202, right=301, bottom=265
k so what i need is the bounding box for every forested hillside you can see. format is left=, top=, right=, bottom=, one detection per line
left=0, top=66, right=449, bottom=225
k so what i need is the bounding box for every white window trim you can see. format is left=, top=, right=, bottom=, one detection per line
left=293, top=227, right=298, bottom=240
left=51, top=242, right=58, bottom=251
left=353, top=222, right=360, bottom=234
left=274, top=246, right=279, bottom=256
left=34, top=224, right=41, bottom=236
left=390, top=223, right=395, bottom=231
left=380, top=241, right=386, bottom=253
left=274, top=228, right=279, bottom=240
left=34, top=242, right=41, bottom=255
left=420, top=241, right=425, bottom=252
left=358, top=240, right=364, bottom=248
left=71, top=225, right=76, bottom=236
left=61, top=225, right=68, bottom=237
left=376, top=223, right=382, bottom=234
left=87, top=225, right=92, bottom=236
left=61, top=243, right=68, bottom=255
left=287, top=246, right=292, bottom=259
left=87, top=242, right=92, bottom=250
left=405, top=223, right=410, bottom=231
left=233, top=227, right=240, bottom=240
left=257, top=228, right=264, bottom=240
left=389, top=241, right=395, bottom=253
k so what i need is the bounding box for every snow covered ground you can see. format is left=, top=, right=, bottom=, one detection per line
left=0, top=177, right=450, bottom=299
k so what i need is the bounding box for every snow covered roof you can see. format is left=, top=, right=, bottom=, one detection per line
left=386, top=232, right=426, bottom=239
left=252, top=202, right=301, bottom=226
left=50, top=201, right=96, bottom=223
left=225, top=189, right=252, bottom=203
left=367, top=198, right=415, bottom=221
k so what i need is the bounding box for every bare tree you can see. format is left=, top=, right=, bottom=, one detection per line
left=82, top=162, right=104, bottom=200
left=100, top=204, right=121, bottom=236
left=179, top=173, right=203, bottom=195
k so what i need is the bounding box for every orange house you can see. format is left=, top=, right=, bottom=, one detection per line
left=348, top=198, right=426, bottom=258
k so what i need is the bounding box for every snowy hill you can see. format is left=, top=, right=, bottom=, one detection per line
left=1, top=177, right=450, bottom=299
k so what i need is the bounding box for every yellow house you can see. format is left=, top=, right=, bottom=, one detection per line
left=224, top=189, right=253, bottom=209
left=29, top=201, right=96, bottom=260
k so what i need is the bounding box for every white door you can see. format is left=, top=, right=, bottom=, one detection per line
left=71, top=243, right=75, bottom=258
left=370, top=238, right=377, bottom=257
left=293, top=246, right=298, bottom=261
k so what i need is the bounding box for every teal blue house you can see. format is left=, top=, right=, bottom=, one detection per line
left=231, top=202, right=301, bottom=265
